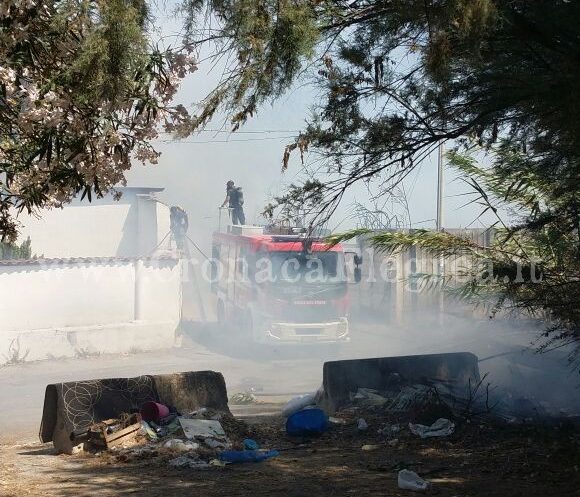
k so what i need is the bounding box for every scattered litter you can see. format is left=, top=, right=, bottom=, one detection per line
left=159, top=413, right=179, bottom=425
left=140, top=402, right=170, bottom=423
left=185, top=408, right=223, bottom=421
left=179, top=418, right=226, bottom=439
left=160, top=417, right=183, bottom=436
left=243, top=438, right=260, bottom=450
left=168, top=455, right=210, bottom=469
left=348, top=382, right=454, bottom=422
left=113, top=444, right=160, bottom=462
left=168, top=455, right=190, bottom=467
left=388, top=385, right=434, bottom=412
left=281, top=392, right=317, bottom=417
left=398, top=469, right=430, bottom=492
left=148, top=421, right=168, bottom=438
left=188, top=407, right=208, bottom=417
left=219, top=450, right=279, bottom=464
left=87, top=413, right=142, bottom=449
left=357, top=418, right=369, bottom=431
left=286, top=408, right=328, bottom=437
left=163, top=439, right=199, bottom=452
left=204, top=437, right=231, bottom=450
left=361, top=444, right=380, bottom=451
left=229, top=392, right=258, bottom=405
left=329, top=416, right=349, bottom=425
left=388, top=438, right=399, bottom=446
left=379, top=423, right=401, bottom=436
left=140, top=421, right=158, bottom=441
left=409, top=418, right=455, bottom=439
left=351, top=388, right=388, bottom=406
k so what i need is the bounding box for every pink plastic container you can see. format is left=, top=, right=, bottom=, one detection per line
left=140, top=401, right=170, bottom=422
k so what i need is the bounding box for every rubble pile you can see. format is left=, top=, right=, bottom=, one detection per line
left=78, top=403, right=277, bottom=470
left=342, top=378, right=459, bottom=425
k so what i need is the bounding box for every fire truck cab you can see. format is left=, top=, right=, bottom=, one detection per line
left=211, top=225, right=359, bottom=343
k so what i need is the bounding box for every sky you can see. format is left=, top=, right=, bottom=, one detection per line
left=126, top=1, right=498, bottom=247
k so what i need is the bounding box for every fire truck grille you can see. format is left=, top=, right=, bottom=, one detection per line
left=283, top=304, right=340, bottom=323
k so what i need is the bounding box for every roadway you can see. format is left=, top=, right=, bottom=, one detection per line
left=1, top=312, right=578, bottom=444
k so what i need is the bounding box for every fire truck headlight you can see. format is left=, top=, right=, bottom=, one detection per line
left=337, top=318, right=349, bottom=337
left=270, top=323, right=281, bottom=337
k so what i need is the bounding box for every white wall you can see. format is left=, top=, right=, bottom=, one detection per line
left=16, top=191, right=172, bottom=258
left=19, top=204, right=134, bottom=258
left=0, top=261, right=134, bottom=330
left=135, top=258, right=182, bottom=322
left=0, top=257, right=182, bottom=364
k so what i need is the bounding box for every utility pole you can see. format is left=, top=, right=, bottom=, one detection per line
left=436, top=141, right=444, bottom=232
left=436, top=141, right=445, bottom=326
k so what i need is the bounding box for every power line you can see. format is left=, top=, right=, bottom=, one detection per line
left=196, top=129, right=300, bottom=134
left=160, top=129, right=300, bottom=135
left=163, top=135, right=296, bottom=144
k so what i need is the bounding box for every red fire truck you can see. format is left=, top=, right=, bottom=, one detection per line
left=211, top=225, right=361, bottom=343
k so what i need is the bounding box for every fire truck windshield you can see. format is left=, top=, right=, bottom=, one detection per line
left=267, top=251, right=346, bottom=284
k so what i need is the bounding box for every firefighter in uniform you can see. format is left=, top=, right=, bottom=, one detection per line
left=221, top=180, right=246, bottom=225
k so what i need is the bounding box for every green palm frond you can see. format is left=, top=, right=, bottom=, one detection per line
left=328, top=228, right=482, bottom=258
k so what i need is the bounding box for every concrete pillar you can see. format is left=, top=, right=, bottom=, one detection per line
left=137, top=194, right=158, bottom=256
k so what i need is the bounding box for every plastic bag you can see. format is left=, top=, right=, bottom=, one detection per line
left=218, top=450, right=279, bottom=464
left=281, top=392, right=317, bottom=417
left=398, top=469, right=430, bottom=491
left=409, top=418, right=455, bottom=439
left=163, top=439, right=199, bottom=452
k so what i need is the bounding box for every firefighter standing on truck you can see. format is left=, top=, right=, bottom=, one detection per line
left=221, top=180, right=246, bottom=225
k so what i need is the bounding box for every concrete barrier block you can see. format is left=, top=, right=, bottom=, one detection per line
left=318, top=352, right=480, bottom=413
left=39, top=370, right=229, bottom=454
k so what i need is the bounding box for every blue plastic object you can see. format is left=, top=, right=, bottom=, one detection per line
left=218, top=450, right=279, bottom=464
left=286, top=408, right=328, bottom=437
left=243, top=438, right=260, bottom=450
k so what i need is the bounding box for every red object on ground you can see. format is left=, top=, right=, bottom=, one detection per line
left=140, top=401, right=170, bottom=422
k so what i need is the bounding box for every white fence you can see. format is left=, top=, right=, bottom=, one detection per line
left=350, top=229, right=494, bottom=324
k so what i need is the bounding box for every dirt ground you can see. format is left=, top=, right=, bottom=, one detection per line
left=1, top=406, right=579, bottom=497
